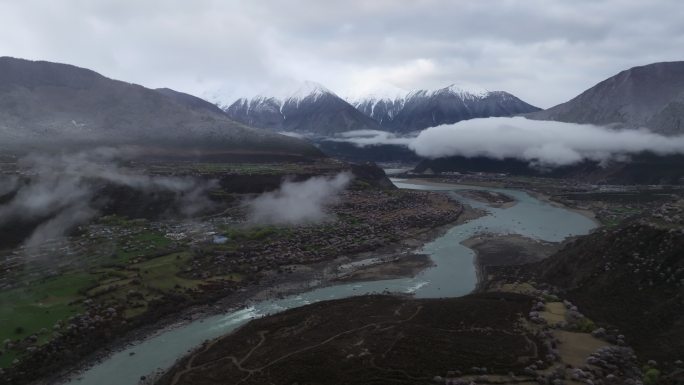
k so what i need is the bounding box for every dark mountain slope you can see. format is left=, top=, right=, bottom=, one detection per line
left=527, top=219, right=684, bottom=363
left=528, top=61, right=684, bottom=135
left=154, top=87, right=228, bottom=116
left=0, top=57, right=322, bottom=158
left=155, top=293, right=545, bottom=385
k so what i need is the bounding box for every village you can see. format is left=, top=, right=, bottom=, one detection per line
left=185, top=189, right=461, bottom=280
left=0, top=174, right=463, bottom=383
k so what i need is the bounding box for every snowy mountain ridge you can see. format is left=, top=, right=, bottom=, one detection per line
left=224, top=81, right=382, bottom=135
left=350, top=83, right=540, bottom=132
left=223, top=80, right=540, bottom=134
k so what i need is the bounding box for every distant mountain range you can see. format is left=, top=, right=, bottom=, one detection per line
left=221, top=61, right=684, bottom=139
left=408, top=62, right=684, bottom=184
left=409, top=62, right=684, bottom=183
left=4, top=56, right=684, bottom=180
left=350, top=84, right=540, bottom=133
left=527, top=61, right=684, bottom=135
left=0, top=57, right=322, bottom=160
left=223, top=82, right=540, bottom=135
left=224, top=82, right=383, bottom=136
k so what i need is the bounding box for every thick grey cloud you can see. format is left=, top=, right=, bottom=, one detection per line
left=1, top=0, right=683, bottom=107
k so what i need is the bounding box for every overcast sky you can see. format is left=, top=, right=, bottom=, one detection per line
left=1, top=0, right=683, bottom=108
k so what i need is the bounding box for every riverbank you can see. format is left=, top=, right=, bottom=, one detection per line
left=398, top=177, right=599, bottom=225
left=455, top=189, right=516, bottom=208
left=394, top=177, right=598, bottom=294
left=524, top=188, right=600, bottom=225
left=51, top=203, right=478, bottom=385
left=332, top=253, right=432, bottom=282
left=462, top=233, right=561, bottom=292
left=245, top=217, right=467, bottom=304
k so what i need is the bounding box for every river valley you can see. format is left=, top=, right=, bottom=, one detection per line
left=64, top=179, right=597, bottom=385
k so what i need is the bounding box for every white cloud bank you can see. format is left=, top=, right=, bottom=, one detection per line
left=333, top=130, right=414, bottom=147
left=334, top=117, right=684, bottom=167
left=409, top=117, right=684, bottom=166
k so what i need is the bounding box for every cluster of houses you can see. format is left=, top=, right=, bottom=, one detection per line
left=650, top=200, right=684, bottom=225
left=183, top=190, right=462, bottom=279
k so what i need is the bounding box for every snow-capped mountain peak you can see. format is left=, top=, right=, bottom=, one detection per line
left=405, top=84, right=490, bottom=100
left=224, top=80, right=382, bottom=135
left=441, top=83, right=490, bottom=98
left=351, top=82, right=539, bottom=132
left=223, top=80, right=539, bottom=135
left=344, top=84, right=411, bottom=123
left=285, top=80, right=334, bottom=103
left=242, top=81, right=336, bottom=106
left=206, top=81, right=335, bottom=110
left=345, top=84, right=410, bottom=104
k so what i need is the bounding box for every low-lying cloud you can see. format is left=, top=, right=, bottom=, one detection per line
left=334, top=117, right=684, bottom=167
left=410, top=117, right=684, bottom=166
left=0, top=148, right=216, bottom=249
left=0, top=175, right=19, bottom=197
left=246, top=172, right=352, bottom=225
left=277, top=131, right=306, bottom=139
left=331, top=130, right=414, bottom=147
